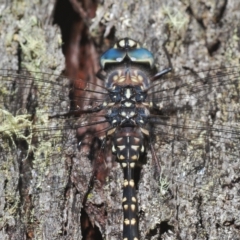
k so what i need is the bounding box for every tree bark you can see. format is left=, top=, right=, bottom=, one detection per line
left=0, top=0, right=240, bottom=239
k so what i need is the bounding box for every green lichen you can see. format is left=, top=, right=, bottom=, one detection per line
left=159, top=176, right=169, bottom=196
left=162, top=5, right=188, bottom=33
left=0, top=109, right=32, bottom=153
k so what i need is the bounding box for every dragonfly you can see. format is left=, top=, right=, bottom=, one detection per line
left=0, top=38, right=240, bottom=240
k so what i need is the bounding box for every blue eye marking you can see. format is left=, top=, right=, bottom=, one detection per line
left=100, top=38, right=155, bottom=69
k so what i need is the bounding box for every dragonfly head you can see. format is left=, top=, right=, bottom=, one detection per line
left=100, top=38, right=155, bottom=69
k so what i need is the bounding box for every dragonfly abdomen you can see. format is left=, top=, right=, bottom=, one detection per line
left=112, top=128, right=146, bottom=240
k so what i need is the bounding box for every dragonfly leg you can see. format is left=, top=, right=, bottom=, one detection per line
left=151, top=67, right=172, bottom=81
left=150, top=142, right=161, bottom=181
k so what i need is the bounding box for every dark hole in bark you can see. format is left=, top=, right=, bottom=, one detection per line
left=207, top=40, right=221, bottom=56
left=81, top=208, right=103, bottom=240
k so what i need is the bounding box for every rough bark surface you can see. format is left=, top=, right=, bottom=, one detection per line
left=0, top=0, right=240, bottom=240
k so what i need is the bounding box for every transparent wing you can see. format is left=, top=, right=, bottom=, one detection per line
left=1, top=67, right=240, bottom=239
left=0, top=69, right=109, bottom=239
left=140, top=66, right=240, bottom=238
left=149, top=66, right=239, bottom=191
